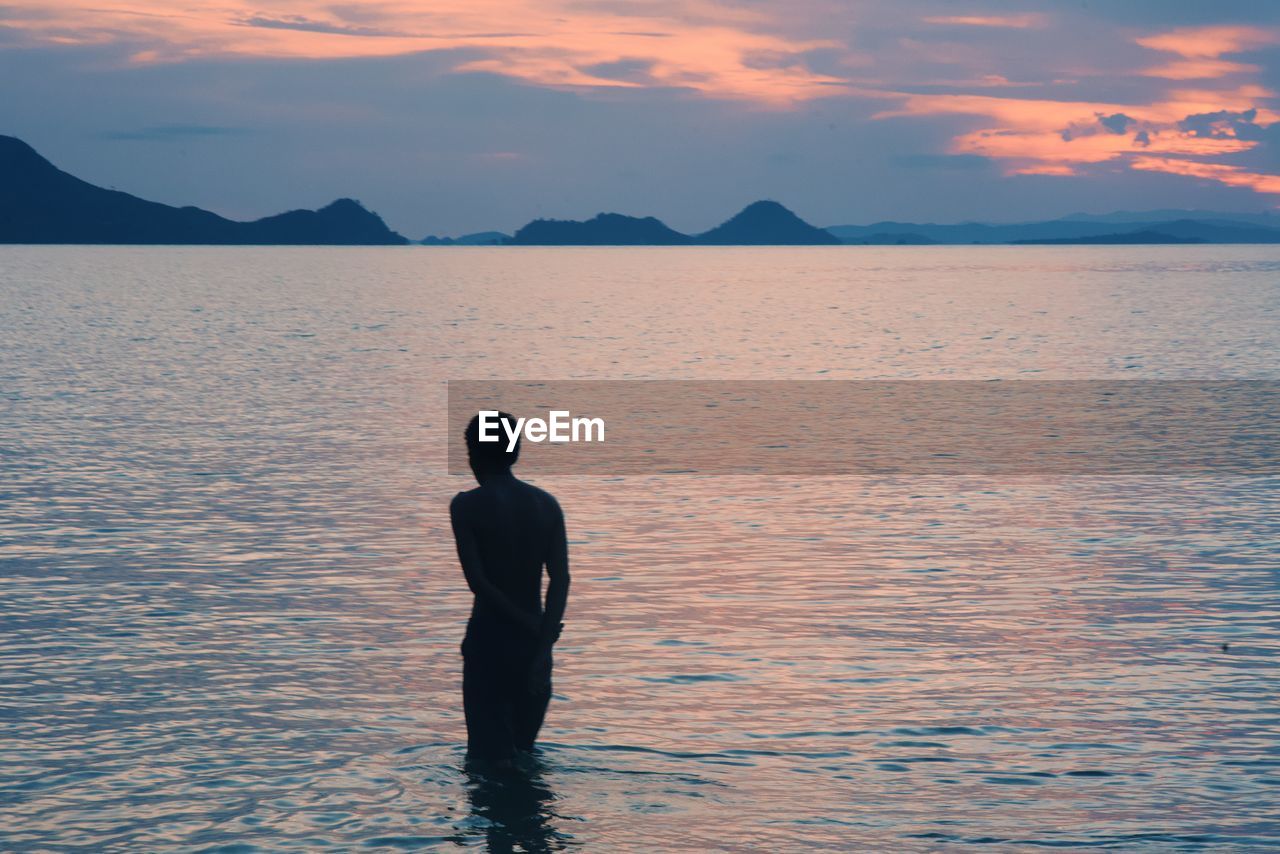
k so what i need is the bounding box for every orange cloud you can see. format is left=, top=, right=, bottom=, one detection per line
left=1142, top=59, right=1259, bottom=80
left=923, top=14, right=1046, bottom=30
left=952, top=126, right=1252, bottom=165
left=452, top=25, right=849, bottom=103
left=1009, top=164, right=1075, bottom=176
left=1136, top=25, right=1278, bottom=81
left=877, top=93, right=1131, bottom=129
left=0, top=0, right=850, bottom=104
left=6, top=1, right=1280, bottom=202
left=1136, top=25, right=1278, bottom=59
left=1130, top=157, right=1280, bottom=195
left=1157, top=87, right=1280, bottom=128
left=879, top=86, right=1278, bottom=128
left=874, top=75, right=1279, bottom=195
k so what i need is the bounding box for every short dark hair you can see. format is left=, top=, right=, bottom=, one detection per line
left=465, top=411, right=520, bottom=469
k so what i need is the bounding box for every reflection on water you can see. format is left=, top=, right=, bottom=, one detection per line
left=1, top=246, right=1278, bottom=850
left=453, top=757, right=568, bottom=851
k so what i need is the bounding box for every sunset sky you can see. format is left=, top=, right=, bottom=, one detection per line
left=3, top=0, right=1279, bottom=236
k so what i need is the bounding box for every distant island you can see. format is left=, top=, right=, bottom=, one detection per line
left=512, top=212, right=692, bottom=245
left=429, top=206, right=1280, bottom=246
left=443, top=203, right=1280, bottom=247
left=0, top=135, right=408, bottom=244
left=6, top=134, right=1280, bottom=246
left=504, top=201, right=840, bottom=246
left=420, top=231, right=508, bottom=246
left=697, top=201, right=841, bottom=245
left=1014, top=230, right=1203, bottom=245
left=825, top=214, right=1280, bottom=245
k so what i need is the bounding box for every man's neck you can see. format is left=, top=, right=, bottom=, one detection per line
left=477, top=468, right=517, bottom=486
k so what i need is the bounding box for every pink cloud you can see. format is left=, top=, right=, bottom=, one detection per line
left=1136, top=24, right=1278, bottom=82
left=0, top=0, right=852, bottom=104
left=5, top=1, right=1280, bottom=201
left=923, top=14, right=1047, bottom=30
left=1135, top=25, right=1278, bottom=59
left=1009, top=164, right=1075, bottom=176
left=1142, top=58, right=1259, bottom=80
left=1130, top=157, right=1280, bottom=195
left=873, top=20, right=1280, bottom=196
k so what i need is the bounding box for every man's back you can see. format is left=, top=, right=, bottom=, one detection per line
left=451, top=473, right=563, bottom=636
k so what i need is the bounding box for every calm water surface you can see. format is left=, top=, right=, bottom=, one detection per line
left=2, top=246, right=1278, bottom=851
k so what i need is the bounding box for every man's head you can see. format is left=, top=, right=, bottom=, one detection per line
left=465, top=411, right=520, bottom=480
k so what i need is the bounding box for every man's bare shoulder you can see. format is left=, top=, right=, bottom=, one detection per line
left=518, top=479, right=557, bottom=500
left=517, top=480, right=563, bottom=516
left=450, top=488, right=483, bottom=519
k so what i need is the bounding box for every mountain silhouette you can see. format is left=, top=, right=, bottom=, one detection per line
left=852, top=232, right=938, bottom=245
left=421, top=231, right=510, bottom=245
left=826, top=216, right=1280, bottom=244
left=1014, top=230, right=1205, bottom=245
left=0, top=135, right=407, bottom=244
left=509, top=201, right=837, bottom=245
left=696, top=200, right=840, bottom=245
left=12, top=133, right=1280, bottom=247
left=511, top=213, right=691, bottom=245
left=1134, top=219, right=1280, bottom=243
left=1058, top=209, right=1280, bottom=227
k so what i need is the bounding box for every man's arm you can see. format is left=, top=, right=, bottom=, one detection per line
left=450, top=493, right=541, bottom=636
left=539, top=498, right=571, bottom=648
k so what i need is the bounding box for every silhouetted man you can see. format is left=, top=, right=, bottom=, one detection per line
left=451, top=413, right=570, bottom=764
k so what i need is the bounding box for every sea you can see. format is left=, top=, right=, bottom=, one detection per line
left=1, top=245, right=1278, bottom=851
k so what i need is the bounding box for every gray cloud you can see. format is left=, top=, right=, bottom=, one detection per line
left=1098, top=113, right=1135, bottom=134
left=324, top=4, right=389, bottom=25
left=578, top=58, right=657, bottom=82
left=233, top=14, right=531, bottom=39
left=100, top=124, right=247, bottom=141
left=1179, top=108, right=1259, bottom=138
left=892, top=153, right=992, bottom=170
left=234, top=14, right=401, bottom=37
left=739, top=47, right=848, bottom=78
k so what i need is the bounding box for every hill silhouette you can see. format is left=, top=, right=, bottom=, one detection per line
left=850, top=232, right=938, bottom=245
left=696, top=200, right=840, bottom=245
left=1014, top=230, right=1205, bottom=245
left=511, top=213, right=690, bottom=245
left=509, top=201, right=838, bottom=245
left=1058, top=209, right=1280, bottom=227
left=0, top=135, right=407, bottom=244
left=11, top=133, right=1280, bottom=247
left=421, top=231, right=509, bottom=245
left=826, top=216, right=1280, bottom=244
